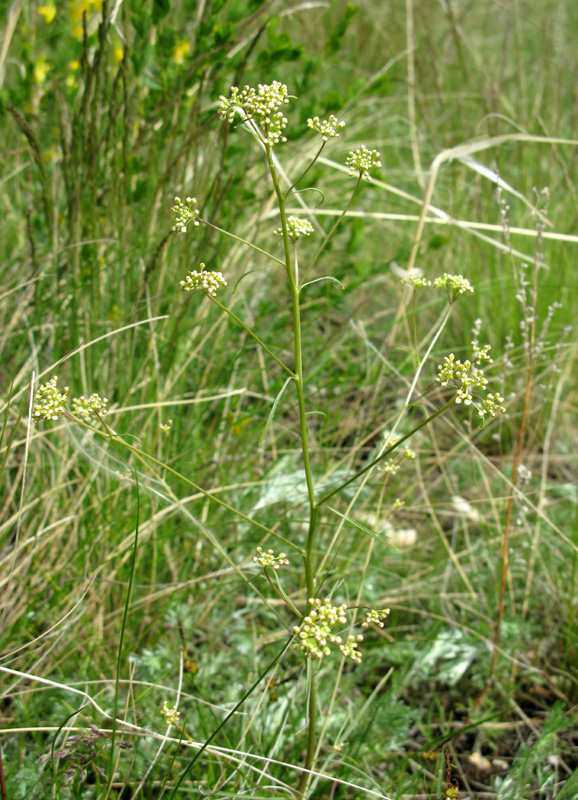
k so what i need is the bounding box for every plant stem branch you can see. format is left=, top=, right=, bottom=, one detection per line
left=301, top=174, right=362, bottom=286
left=199, top=218, right=286, bottom=267
left=317, top=399, right=457, bottom=506
left=267, top=142, right=319, bottom=797
left=211, top=297, right=296, bottom=378
left=283, top=141, right=326, bottom=199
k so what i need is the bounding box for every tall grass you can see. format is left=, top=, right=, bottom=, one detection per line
left=1, top=1, right=577, bottom=797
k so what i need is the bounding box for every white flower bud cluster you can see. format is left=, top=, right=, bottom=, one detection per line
left=160, top=701, right=180, bottom=726
left=436, top=349, right=506, bottom=420
left=433, top=273, right=474, bottom=300
left=275, top=216, right=314, bottom=241
left=180, top=264, right=227, bottom=297
left=292, top=598, right=363, bottom=663
left=32, top=377, right=69, bottom=422
left=219, top=82, right=290, bottom=146
left=72, top=393, right=108, bottom=419
left=172, top=196, right=200, bottom=233
left=345, top=145, right=381, bottom=180
left=472, top=342, right=493, bottom=363
left=307, top=114, right=345, bottom=141
left=402, top=275, right=432, bottom=289
left=477, top=392, right=506, bottom=419
left=379, top=458, right=400, bottom=475
left=361, top=608, right=390, bottom=628
left=383, top=431, right=400, bottom=447
left=253, top=546, right=289, bottom=570
left=160, top=419, right=173, bottom=435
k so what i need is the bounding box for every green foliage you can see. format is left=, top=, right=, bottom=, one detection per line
left=1, top=0, right=577, bottom=798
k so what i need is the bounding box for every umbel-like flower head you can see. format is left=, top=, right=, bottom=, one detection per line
left=345, top=145, right=381, bottom=181
left=293, top=598, right=362, bottom=662
left=219, top=82, right=290, bottom=146
left=32, top=377, right=69, bottom=422
left=160, top=701, right=180, bottom=726
left=172, top=196, right=200, bottom=233
left=307, top=115, right=345, bottom=141
left=275, top=216, right=314, bottom=242
left=180, top=264, right=227, bottom=298
left=253, top=546, right=289, bottom=570
left=72, top=394, right=108, bottom=419
left=436, top=347, right=506, bottom=420
left=433, top=273, right=474, bottom=302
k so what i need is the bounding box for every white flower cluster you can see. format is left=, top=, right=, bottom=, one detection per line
left=32, top=377, right=69, bottom=422
left=292, top=598, right=364, bottom=663
left=433, top=273, right=474, bottom=300
left=307, top=114, right=345, bottom=141
left=160, top=701, right=180, bottom=726
left=180, top=264, right=227, bottom=297
left=275, top=216, right=314, bottom=241
left=172, top=196, right=200, bottom=233
left=380, top=458, right=400, bottom=475
left=436, top=351, right=506, bottom=419
left=345, top=145, right=381, bottom=181
left=253, top=546, right=289, bottom=570
left=361, top=608, right=390, bottom=628
left=219, top=82, right=290, bottom=146
left=72, top=393, right=108, bottom=419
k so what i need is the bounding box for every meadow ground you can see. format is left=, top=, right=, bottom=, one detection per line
left=1, top=1, right=577, bottom=797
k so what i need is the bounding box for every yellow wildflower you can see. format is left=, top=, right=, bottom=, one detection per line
left=34, top=57, right=52, bottom=85
left=172, top=39, right=190, bottom=65
left=70, top=0, right=103, bottom=39
left=39, top=2, right=57, bottom=23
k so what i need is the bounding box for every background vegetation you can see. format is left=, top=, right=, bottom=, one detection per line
left=1, top=0, right=577, bottom=797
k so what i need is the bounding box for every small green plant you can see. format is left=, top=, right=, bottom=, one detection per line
left=30, top=81, right=507, bottom=797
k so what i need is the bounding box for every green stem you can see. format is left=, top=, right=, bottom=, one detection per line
left=199, top=218, right=285, bottom=267
left=283, top=141, right=326, bottom=199
left=211, top=297, right=296, bottom=378
left=168, top=641, right=292, bottom=799
left=108, top=468, right=140, bottom=789
left=264, top=571, right=301, bottom=617
left=301, top=174, right=362, bottom=286
left=266, top=145, right=316, bottom=510
left=303, top=507, right=319, bottom=601
left=317, top=399, right=457, bottom=507
left=266, top=143, right=319, bottom=797
left=296, top=667, right=317, bottom=798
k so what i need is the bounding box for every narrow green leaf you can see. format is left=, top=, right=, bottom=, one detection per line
left=259, top=377, right=293, bottom=446
left=300, top=276, right=344, bottom=292
left=289, top=186, right=325, bottom=206
left=152, top=0, right=170, bottom=24
left=326, top=505, right=397, bottom=548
